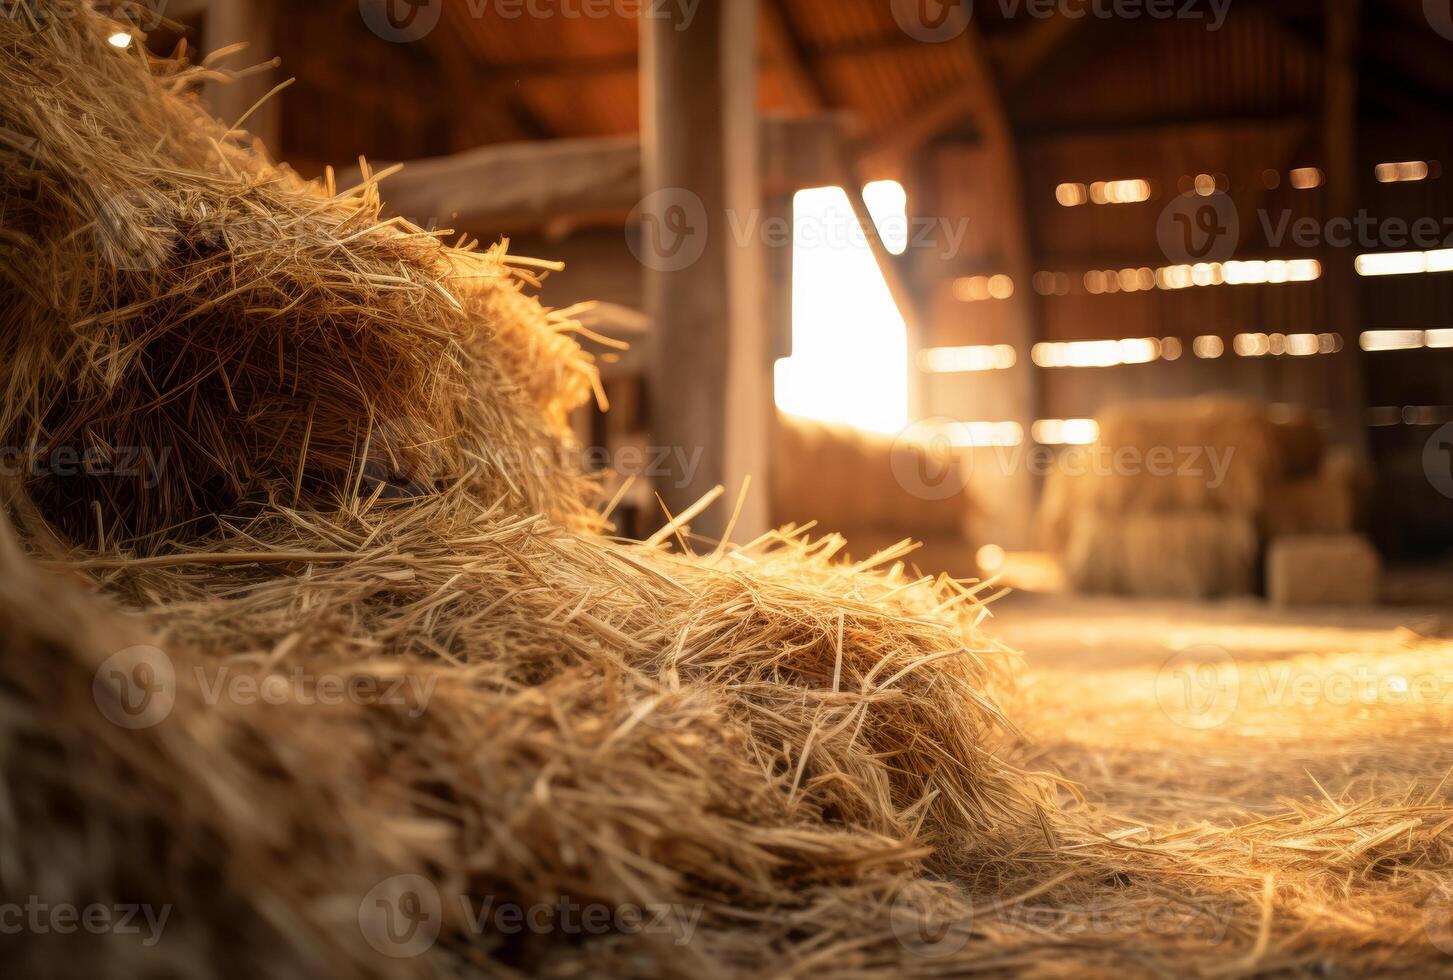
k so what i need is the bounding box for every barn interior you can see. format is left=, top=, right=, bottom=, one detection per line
left=169, top=0, right=1453, bottom=577
left=3, top=0, right=1453, bottom=976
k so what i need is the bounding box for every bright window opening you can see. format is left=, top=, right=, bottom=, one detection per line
left=773, top=183, right=909, bottom=435
left=861, top=179, right=908, bottom=255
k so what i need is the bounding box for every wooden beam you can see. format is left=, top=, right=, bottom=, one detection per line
left=1323, top=0, right=1367, bottom=449
left=346, top=136, right=641, bottom=234
left=351, top=117, right=846, bottom=235
left=858, top=9, right=1089, bottom=169
left=758, top=0, right=830, bottom=110
left=641, top=0, right=769, bottom=541
left=1019, top=109, right=1307, bottom=141
left=923, top=23, right=1044, bottom=550
left=995, top=8, right=1086, bottom=90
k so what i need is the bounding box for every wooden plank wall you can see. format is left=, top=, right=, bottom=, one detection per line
left=919, top=113, right=1453, bottom=557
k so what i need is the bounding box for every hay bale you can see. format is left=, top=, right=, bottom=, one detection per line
left=1041, top=398, right=1337, bottom=599
left=1036, top=446, right=1092, bottom=552
left=0, top=9, right=599, bottom=549
left=1064, top=510, right=1258, bottom=599
left=1264, top=449, right=1369, bottom=537
left=771, top=414, right=971, bottom=538
left=1267, top=534, right=1381, bottom=606
left=0, top=524, right=434, bottom=979
left=1086, top=396, right=1278, bottom=515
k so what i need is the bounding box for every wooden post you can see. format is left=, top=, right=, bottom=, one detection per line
left=640, top=0, right=769, bottom=542
left=204, top=0, right=281, bottom=153
left=1324, top=0, right=1367, bottom=449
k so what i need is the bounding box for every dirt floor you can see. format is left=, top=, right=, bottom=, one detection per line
left=992, top=591, right=1453, bottom=825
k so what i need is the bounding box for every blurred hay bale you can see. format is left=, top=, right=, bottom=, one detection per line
left=1267, top=533, right=1382, bottom=606
left=1064, top=510, right=1258, bottom=599
left=1087, top=396, right=1279, bottom=515
left=1264, top=449, right=1370, bottom=537
left=1037, top=446, right=1092, bottom=553
left=1040, top=397, right=1348, bottom=599
left=771, top=414, right=971, bottom=539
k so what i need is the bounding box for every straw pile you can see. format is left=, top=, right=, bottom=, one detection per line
left=5, top=6, right=1452, bottom=977
left=1045, top=399, right=1333, bottom=598
left=0, top=6, right=597, bottom=550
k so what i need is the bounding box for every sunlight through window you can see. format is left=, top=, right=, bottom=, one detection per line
left=773, top=184, right=909, bottom=435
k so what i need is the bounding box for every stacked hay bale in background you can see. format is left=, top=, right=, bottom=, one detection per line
left=1062, top=509, right=1260, bottom=599
left=771, top=415, right=979, bottom=576
left=1043, top=397, right=1369, bottom=600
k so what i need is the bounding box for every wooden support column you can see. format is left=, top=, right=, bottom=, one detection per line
left=1324, top=0, right=1367, bottom=449
left=947, top=25, right=1043, bottom=551
left=204, top=0, right=281, bottom=153
left=640, top=0, right=769, bottom=542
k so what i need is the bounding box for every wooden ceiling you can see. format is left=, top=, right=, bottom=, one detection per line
left=244, top=0, right=1453, bottom=173
left=244, top=0, right=1389, bottom=167
left=241, top=1, right=1453, bottom=177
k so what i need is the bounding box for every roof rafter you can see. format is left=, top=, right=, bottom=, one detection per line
left=759, top=0, right=831, bottom=111
left=858, top=9, right=1090, bottom=168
